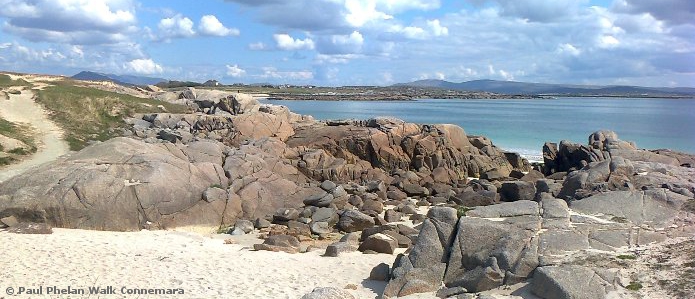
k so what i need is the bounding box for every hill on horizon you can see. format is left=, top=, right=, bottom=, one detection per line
left=71, top=71, right=166, bottom=86
left=395, top=79, right=695, bottom=97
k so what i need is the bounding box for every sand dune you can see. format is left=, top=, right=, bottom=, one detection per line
left=0, top=80, right=70, bottom=183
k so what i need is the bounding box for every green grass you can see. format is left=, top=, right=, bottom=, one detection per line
left=456, top=206, right=474, bottom=218
left=35, top=81, right=191, bottom=150
left=617, top=254, right=637, bottom=260
left=0, top=74, right=30, bottom=88
left=0, top=156, right=17, bottom=166
left=626, top=282, right=643, bottom=291
left=216, top=225, right=232, bottom=234
left=0, top=118, right=36, bottom=154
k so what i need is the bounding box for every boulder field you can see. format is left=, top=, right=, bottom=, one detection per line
left=1, top=89, right=693, bottom=298
left=0, top=89, right=527, bottom=231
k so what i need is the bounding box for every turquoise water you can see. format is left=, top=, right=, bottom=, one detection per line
left=261, top=98, right=695, bottom=160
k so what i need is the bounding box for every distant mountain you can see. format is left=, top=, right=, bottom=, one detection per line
left=395, top=79, right=695, bottom=97
left=72, top=71, right=166, bottom=86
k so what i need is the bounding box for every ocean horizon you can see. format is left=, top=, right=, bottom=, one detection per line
left=262, top=97, right=695, bottom=162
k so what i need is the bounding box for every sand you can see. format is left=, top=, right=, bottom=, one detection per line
left=0, top=229, right=414, bottom=299
left=0, top=78, right=70, bottom=183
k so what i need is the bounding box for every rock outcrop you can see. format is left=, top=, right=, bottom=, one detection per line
left=382, top=132, right=695, bottom=298
left=287, top=118, right=528, bottom=183
left=0, top=137, right=228, bottom=230
left=543, top=130, right=684, bottom=175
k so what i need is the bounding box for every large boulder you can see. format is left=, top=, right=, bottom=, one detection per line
left=338, top=210, right=375, bottom=232
left=0, top=138, right=229, bottom=231
left=358, top=233, right=398, bottom=254
left=383, top=207, right=459, bottom=297
left=499, top=181, right=536, bottom=202
left=444, top=214, right=541, bottom=292
left=253, top=235, right=300, bottom=254
left=532, top=266, right=611, bottom=299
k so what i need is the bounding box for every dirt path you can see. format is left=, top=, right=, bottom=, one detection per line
left=0, top=85, right=70, bottom=182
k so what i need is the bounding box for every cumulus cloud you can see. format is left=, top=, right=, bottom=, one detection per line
left=344, top=0, right=394, bottom=27
left=427, top=19, right=448, bottom=36
left=226, top=0, right=441, bottom=31
left=226, top=64, right=246, bottom=77
left=386, top=19, right=449, bottom=40
left=316, top=31, right=364, bottom=54
left=0, top=40, right=146, bottom=74
left=154, top=14, right=240, bottom=40
left=198, top=15, right=240, bottom=36
left=0, top=0, right=137, bottom=45
left=125, top=58, right=164, bottom=74
left=158, top=14, right=195, bottom=40
left=274, top=34, right=315, bottom=51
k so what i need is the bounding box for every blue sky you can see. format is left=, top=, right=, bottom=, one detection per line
left=0, top=0, right=693, bottom=87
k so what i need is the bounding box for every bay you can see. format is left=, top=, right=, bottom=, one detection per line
left=261, top=97, right=695, bottom=161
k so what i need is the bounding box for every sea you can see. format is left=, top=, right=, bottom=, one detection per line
left=260, top=98, right=695, bottom=162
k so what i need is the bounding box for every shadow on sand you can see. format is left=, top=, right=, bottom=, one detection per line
left=362, top=279, right=387, bottom=299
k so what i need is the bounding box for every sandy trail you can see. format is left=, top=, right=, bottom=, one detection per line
left=0, top=84, right=70, bottom=182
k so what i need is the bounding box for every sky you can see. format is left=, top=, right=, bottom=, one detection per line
left=0, top=0, right=693, bottom=87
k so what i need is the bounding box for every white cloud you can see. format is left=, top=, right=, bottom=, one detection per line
left=557, top=43, right=581, bottom=56
left=158, top=14, right=195, bottom=40
left=344, top=0, right=394, bottom=27
left=334, top=31, right=364, bottom=47
left=427, top=19, right=448, bottom=36
left=385, top=19, right=449, bottom=40
left=198, top=15, right=240, bottom=37
left=0, top=0, right=137, bottom=45
left=259, top=66, right=313, bottom=80
left=226, top=64, right=246, bottom=77
left=315, top=53, right=363, bottom=64
left=317, top=31, right=364, bottom=54
left=401, top=26, right=427, bottom=39
left=273, top=34, right=315, bottom=51
left=344, top=0, right=442, bottom=26
left=249, top=42, right=267, bottom=50
left=598, top=35, right=620, bottom=48
left=125, top=58, right=164, bottom=75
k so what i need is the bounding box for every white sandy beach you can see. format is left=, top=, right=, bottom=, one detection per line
left=0, top=228, right=417, bottom=299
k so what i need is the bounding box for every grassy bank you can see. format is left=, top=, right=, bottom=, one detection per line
left=0, top=74, right=30, bottom=88
left=35, top=80, right=191, bottom=150
left=0, top=118, right=37, bottom=165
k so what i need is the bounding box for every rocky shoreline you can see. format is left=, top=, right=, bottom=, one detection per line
left=1, top=87, right=693, bottom=298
